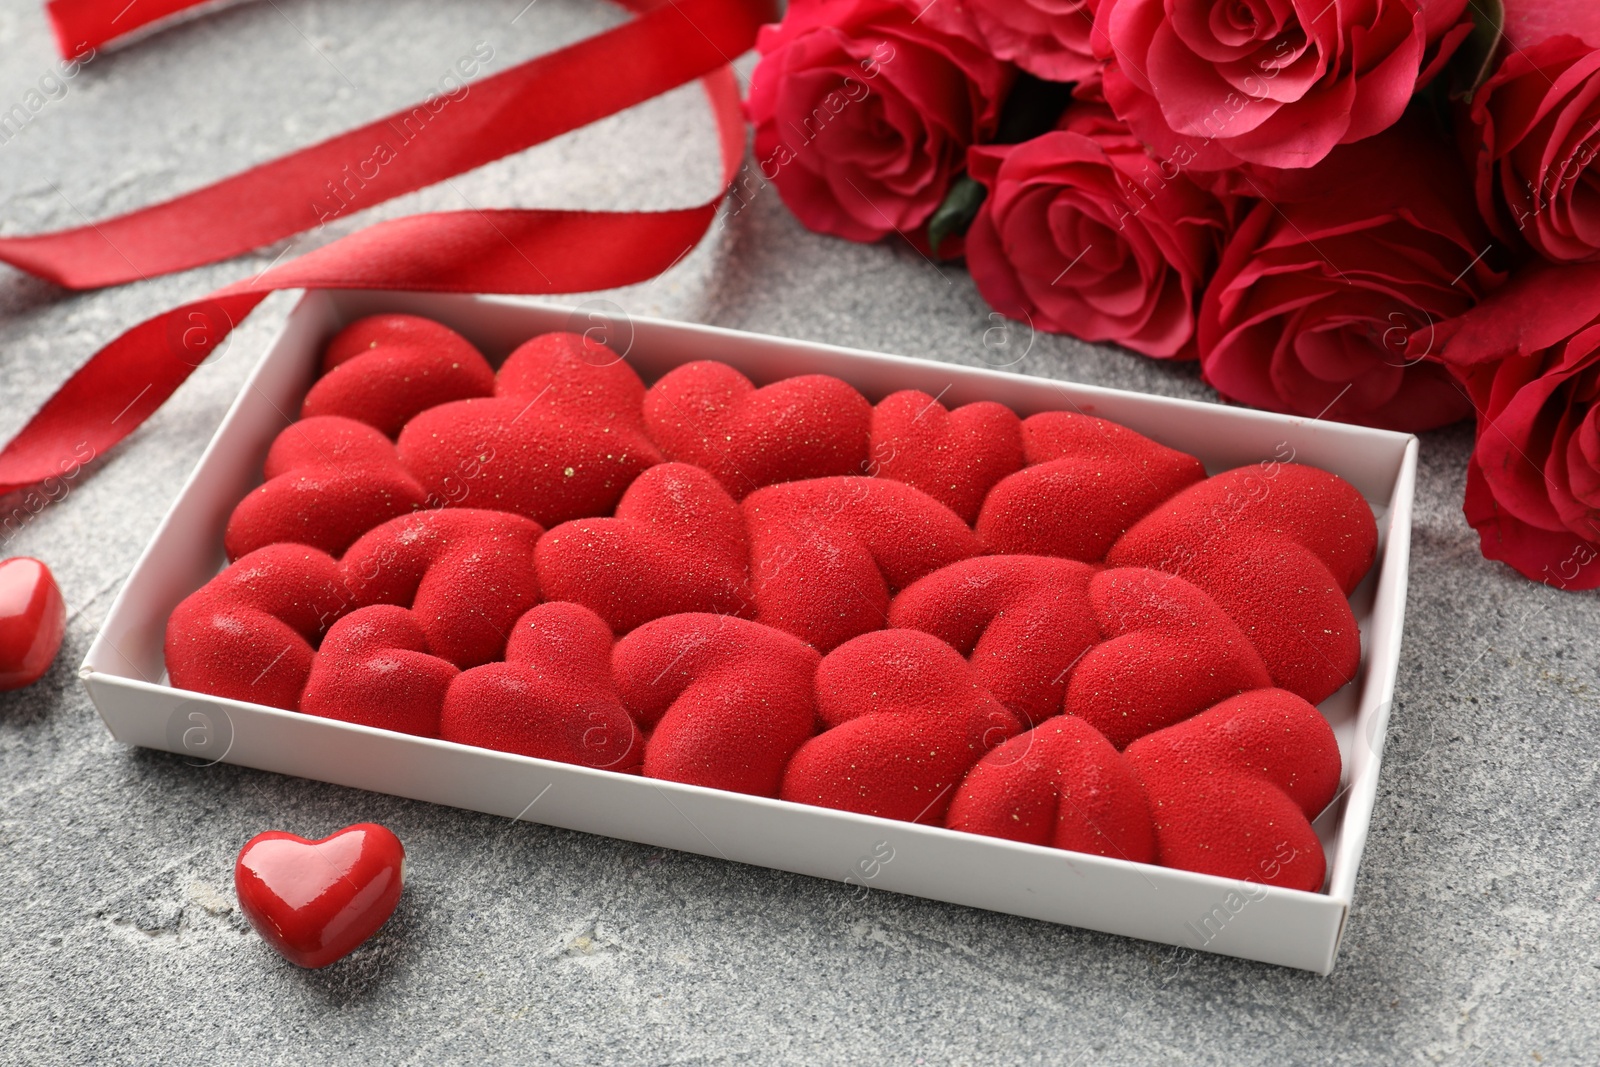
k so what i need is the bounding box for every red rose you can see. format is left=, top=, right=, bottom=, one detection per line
left=746, top=0, right=1012, bottom=242
left=917, top=0, right=1105, bottom=83
left=1095, top=0, right=1471, bottom=171
left=966, top=104, right=1231, bottom=358
left=1467, top=35, right=1600, bottom=264
left=1440, top=262, right=1600, bottom=590
left=1197, top=121, right=1501, bottom=430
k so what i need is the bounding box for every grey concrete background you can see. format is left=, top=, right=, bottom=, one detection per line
left=1, top=1, right=1596, bottom=1063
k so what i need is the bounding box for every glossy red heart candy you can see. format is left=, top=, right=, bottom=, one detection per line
left=234, top=823, right=405, bottom=969
left=0, top=557, right=66, bottom=691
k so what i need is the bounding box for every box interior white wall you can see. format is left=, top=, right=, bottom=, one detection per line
left=81, top=289, right=1418, bottom=973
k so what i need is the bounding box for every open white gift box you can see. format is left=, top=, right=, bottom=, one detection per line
left=81, top=289, right=1416, bottom=973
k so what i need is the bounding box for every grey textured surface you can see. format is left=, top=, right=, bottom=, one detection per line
left=1, top=1, right=1597, bottom=1064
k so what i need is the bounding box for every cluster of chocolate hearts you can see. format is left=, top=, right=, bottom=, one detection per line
left=169, top=315, right=1379, bottom=892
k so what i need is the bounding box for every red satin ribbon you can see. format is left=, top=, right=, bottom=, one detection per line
left=13, top=0, right=763, bottom=287
left=1, top=0, right=764, bottom=498
left=45, top=0, right=214, bottom=54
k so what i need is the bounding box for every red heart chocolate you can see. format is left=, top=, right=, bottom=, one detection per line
left=235, top=822, right=405, bottom=969
left=300, top=605, right=459, bottom=737
left=536, top=462, right=751, bottom=634
left=743, top=477, right=979, bottom=652
left=320, top=313, right=482, bottom=372
left=396, top=333, right=661, bottom=527
left=947, top=688, right=1340, bottom=890
left=891, top=558, right=1271, bottom=742
left=614, top=612, right=819, bottom=796
left=1108, top=463, right=1378, bottom=703
left=869, top=390, right=1024, bottom=524
left=443, top=601, right=643, bottom=770
left=976, top=411, right=1207, bottom=559
left=644, top=361, right=872, bottom=499
left=338, top=509, right=544, bottom=669
left=302, top=316, right=496, bottom=437
left=946, top=714, right=1156, bottom=860
left=166, top=543, right=348, bottom=710
left=1123, top=689, right=1341, bottom=891
left=0, top=557, right=66, bottom=691
left=1067, top=567, right=1273, bottom=747
left=890, top=554, right=1101, bottom=726
left=781, top=629, right=1021, bottom=823
left=225, top=417, right=428, bottom=560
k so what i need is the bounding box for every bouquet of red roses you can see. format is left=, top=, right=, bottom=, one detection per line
left=744, top=0, right=1600, bottom=591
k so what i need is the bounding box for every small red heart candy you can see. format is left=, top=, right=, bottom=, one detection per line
left=0, top=557, right=66, bottom=691
left=235, top=823, right=405, bottom=969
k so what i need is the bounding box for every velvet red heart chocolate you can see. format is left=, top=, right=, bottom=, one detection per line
left=170, top=509, right=543, bottom=708
left=868, top=390, right=1024, bottom=524
left=644, top=361, right=873, bottom=499
left=1070, top=567, right=1274, bottom=747
left=300, top=605, right=458, bottom=737
left=234, top=822, right=405, bottom=969
left=947, top=686, right=1341, bottom=891
left=536, top=462, right=751, bottom=634
left=397, top=333, right=662, bottom=527
left=743, top=477, right=979, bottom=652
left=320, top=313, right=483, bottom=373
left=891, top=558, right=1273, bottom=744
left=946, top=714, right=1156, bottom=860
left=443, top=601, right=643, bottom=770
left=167, top=543, right=348, bottom=710
left=0, top=557, right=66, bottom=691
left=338, top=509, right=543, bottom=668
left=302, top=315, right=496, bottom=437
left=614, top=613, right=819, bottom=796
left=781, top=629, right=1022, bottom=824
left=225, top=417, right=428, bottom=560
left=890, top=554, right=1102, bottom=727
left=1108, top=463, right=1378, bottom=703
left=976, top=411, right=1207, bottom=559
left=1123, top=689, right=1342, bottom=891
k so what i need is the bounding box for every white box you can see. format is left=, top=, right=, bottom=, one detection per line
left=80, top=290, right=1417, bottom=973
